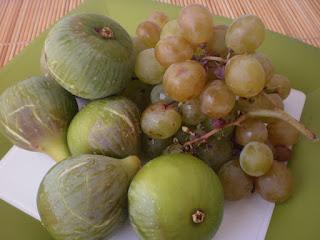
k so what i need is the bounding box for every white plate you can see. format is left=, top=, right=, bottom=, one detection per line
left=0, top=89, right=306, bottom=240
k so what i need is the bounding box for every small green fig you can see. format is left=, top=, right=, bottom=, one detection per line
left=45, top=13, right=134, bottom=99
left=129, top=153, right=224, bottom=240
left=0, top=76, right=78, bottom=161
left=67, top=96, right=141, bottom=158
left=37, top=154, right=141, bottom=240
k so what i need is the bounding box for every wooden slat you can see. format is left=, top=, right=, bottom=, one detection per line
left=0, top=0, right=319, bottom=68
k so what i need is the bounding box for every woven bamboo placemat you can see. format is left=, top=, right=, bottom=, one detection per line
left=0, top=0, right=319, bottom=68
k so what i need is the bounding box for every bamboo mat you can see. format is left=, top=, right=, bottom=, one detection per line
left=0, top=0, right=319, bottom=68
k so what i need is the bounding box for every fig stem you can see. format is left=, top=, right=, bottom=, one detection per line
left=97, top=27, right=113, bottom=39
left=192, top=210, right=205, bottom=224
left=43, top=139, right=71, bottom=162
left=183, top=109, right=318, bottom=147
left=120, top=156, right=141, bottom=180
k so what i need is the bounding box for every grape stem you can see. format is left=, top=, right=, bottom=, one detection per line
left=202, top=56, right=227, bottom=63
left=183, top=109, right=318, bottom=147
left=262, top=92, right=279, bottom=107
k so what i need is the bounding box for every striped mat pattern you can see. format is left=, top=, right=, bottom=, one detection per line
left=0, top=0, right=319, bottom=67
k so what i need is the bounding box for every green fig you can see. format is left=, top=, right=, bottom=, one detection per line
left=37, top=154, right=141, bottom=240
left=44, top=13, right=134, bottom=99
left=67, top=96, right=141, bottom=158
left=0, top=76, right=78, bottom=161
left=128, top=153, right=224, bottom=240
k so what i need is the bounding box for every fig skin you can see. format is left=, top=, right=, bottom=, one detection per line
left=37, top=154, right=141, bottom=240
left=45, top=13, right=134, bottom=99
left=129, top=153, right=224, bottom=240
left=67, top=96, right=141, bottom=158
left=0, top=76, right=78, bottom=161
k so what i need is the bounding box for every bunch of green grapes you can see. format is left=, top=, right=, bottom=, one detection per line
left=131, top=5, right=298, bottom=204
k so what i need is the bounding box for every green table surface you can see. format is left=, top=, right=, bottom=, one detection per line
left=0, top=0, right=320, bottom=239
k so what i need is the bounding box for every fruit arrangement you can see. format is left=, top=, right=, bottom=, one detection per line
left=0, top=4, right=318, bottom=240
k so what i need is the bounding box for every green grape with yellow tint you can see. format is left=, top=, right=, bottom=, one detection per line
left=134, top=48, right=165, bottom=85
left=178, top=4, right=214, bottom=45
left=155, top=36, right=194, bottom=68
left=148, top=11, right=169, bottom=29
left=160, top=20, right=184, bottom=39
left=200, top=80, right=236, bottom=119
left=150, top=84, right=172, bottom=104
left=267, top=120, right=299, bottom=146
left=255, top=161, right=294, bottom=203
left=235, top=119, right=268, bottom=146
left=141, top=102, right=182, bottom=139
left=180, top=98, right=206, bottom=126
left=225, top=55, right=266, bottom=98
left=136, top=21, right=160, bottom=48
left=207, top=25, right=228, bottom=57
left=240, top=141, right=273, bottom=177
left=251, top=52, right=275, bottom=82
left=265, top=74, right=291, bottom=99
left=163, top=60, right=207, bottom=102
left=219, top=160, right=254, bottom=200
left=226, top=15, right=265, bottom=54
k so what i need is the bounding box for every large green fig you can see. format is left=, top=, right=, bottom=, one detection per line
left=37, top=154, right=141, bottom=240
left=128, top=153, right=224, bottom=240
left=0, top=76, right=78, bottom=161
left=67, top=96, right=141, bottom=158
left=45, top=13, right=134, bottom=99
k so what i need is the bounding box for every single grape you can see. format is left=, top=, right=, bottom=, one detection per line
left=141, top=134, right=172, bottom=161
left=163, top=143, right=184, bottom=154
left=225, top=15, right=265, bottom=54
left=265, top=74, right=291, bottom=99
left=132, top=37, right=148, bottom=60
left=134, top=48, right=165, bottom=85
left=267, top=120, right=299, bottom=145
left=237, top=92, right=279, bottom=113
left=160, top=19, right=184, bottom=39
left=178, top=4, right=214, bottom=45
left=200, top=80, right=236, bottom=119
left=255, top=161, right=293, bottom=203
left=163, top=60, right=207, bottom=102
left=225, top=55, right=266, bottom=98
left=197, top=137, right=233, bottom=172
left=273, top=145, right=292, bottom=162
left=136, top=21, right=160, bottom=48
left=155, top=36, right=194, bottom=67
left=122, top=79, right=152, bottom=111
left=141, top=102, right=182, bottom=139
left=207, top=25, right=228, bottom=57
left=235, top=119, right=268, bottom=146
left=251, top=52, right=274, bottom=82
left=180, top=98, right=206, bottom=126
left=240, top=141, right=273, bottom=177
left=148, top=11, right=169, bottom=29
left=218, top=160, right=254, bottom=201
left=150, top=84, right=172, bottom=103
left=267, top=93, right=284, bottom=109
